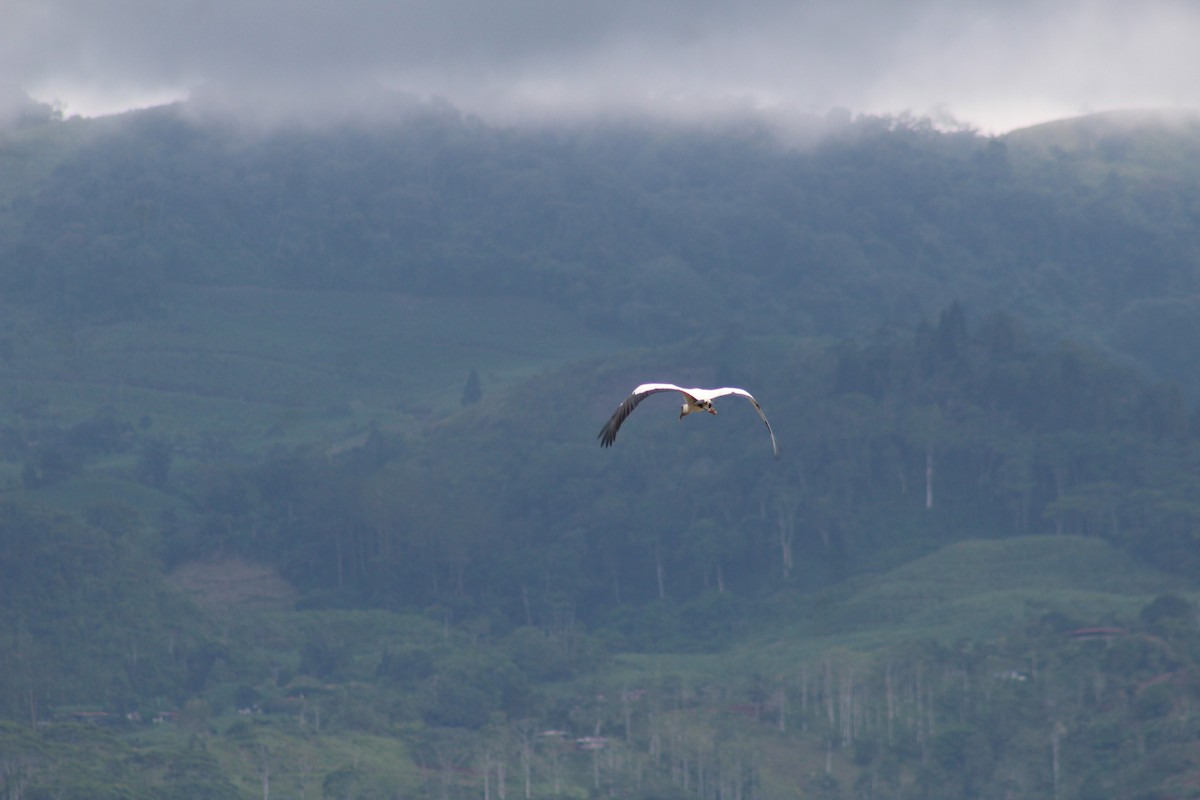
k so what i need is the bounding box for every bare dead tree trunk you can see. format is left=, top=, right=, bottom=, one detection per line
left=915, top=662, right=927, bottom=762
left=885, top=662, right=896, bottom=746
left=800, top=664, right=809, bottom=730
left=516, top=725, right=533, bottom=800
left=925, top=446, right=934, bottom=510
left=547, top=739, right=565, bottom=796
left=622, top=691, right=634, bottom=741
left=26, top=685, right=38, bottom=732
left=259, top=744, right=271, bottom=800
left=482, top=748, right=492, bottom=800
left=824, top=660, right=836, bottom=726
left=1051, top=722, right=1065, bottom=800
left=335, top=537, right=345, bottom=587
left=298, top=754, right=313, bottom=800
left=655, top=539, right=666, bottom=600
left=775, top=497, right=797, bottom=577
left=926, top=682, right=936, bottom=744
left=839, top=663, right=855, bottom=746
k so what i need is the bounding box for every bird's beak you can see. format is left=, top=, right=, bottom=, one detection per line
left=708, top=408, right=718, bottom=415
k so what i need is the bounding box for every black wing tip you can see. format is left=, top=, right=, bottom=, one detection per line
left=598, top=426, right=617, bottom=447
left=598, top=391, right=645, bottom=449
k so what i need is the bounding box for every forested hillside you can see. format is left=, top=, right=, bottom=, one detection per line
left=3, top=100, right=1200, bottom=798
left=4, top=105, right=1200, bottom=372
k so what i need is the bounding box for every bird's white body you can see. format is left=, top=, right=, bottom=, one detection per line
left=599, top=382, right=779, bottom=458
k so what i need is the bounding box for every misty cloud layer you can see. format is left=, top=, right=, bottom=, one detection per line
left=5, top=0, right=1200, bottom=131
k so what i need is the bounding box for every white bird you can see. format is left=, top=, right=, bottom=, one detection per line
left=598, top=383, right=779, bottom=458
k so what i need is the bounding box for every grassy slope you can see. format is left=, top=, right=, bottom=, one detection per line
left=210, top=724, right=422, bottom=800
left=804, top=534, right=1178, bottom=636
left=0, top=283, right=617, bottom=537
left=601, top=564, right=1163, bottom=798
left=1003, top=109, right=1200, bottom=184
left=1, top=285, right=616, bottom=459
left=614, top=535, right=1184, bottom=681
left=536, top=534, right=1187, bottom=796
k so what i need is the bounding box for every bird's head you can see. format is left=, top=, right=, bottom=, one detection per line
left=679, top=398, right=717, bottom=419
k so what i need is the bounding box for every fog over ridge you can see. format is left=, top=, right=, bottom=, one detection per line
left=3, top=0, right=1200, bottom=132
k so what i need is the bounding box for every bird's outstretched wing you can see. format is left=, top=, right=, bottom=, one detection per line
left=597, top=383, right=687, bottom=447
left=705, top=387, right=780, bottom=459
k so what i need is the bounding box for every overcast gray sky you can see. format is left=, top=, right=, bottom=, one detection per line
left=4, top=0, right=1199, bottom=132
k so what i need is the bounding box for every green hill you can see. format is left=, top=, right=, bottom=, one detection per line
left=0, top=284, right=616, bottom=458
left=1004, top=108, right=1200, bottom=181
left=4, top=103, right=1200, bottom=798
left=783, top=535, right=1184, bottom=647
left=6, top=103, right=1200, bottom=384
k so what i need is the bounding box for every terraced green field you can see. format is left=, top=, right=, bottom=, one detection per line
left=613, top=535, right=1188, bottom=683
left=1, top=285, right=617, bottom=458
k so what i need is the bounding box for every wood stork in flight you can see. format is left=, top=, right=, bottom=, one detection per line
left=598, top=383, right=779, bottom=458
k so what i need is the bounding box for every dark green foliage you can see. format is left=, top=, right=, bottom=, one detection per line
left=461, top=367, right=482, bottom=407
left=64, top=409, right=134, bottom=457
left=0, top=500, right=209, bottom=721
left=377, top=646, right=436, bottom=684
left=1140, top=594, right=1193, bottom=627
left=299, top=635, right=349, bottom=681
left=136, top=437, right=173, bottom=488
left=21, top=444, right=82, bottom=487
left=157, top=740, right=242, bottom=800
left=0, top=721, right=241, bottom=799
left=423, top=649, right=529, bottom=728
left=500, top=626, right=598, bottom=682
left=168, top=310, right=1200, bottom=639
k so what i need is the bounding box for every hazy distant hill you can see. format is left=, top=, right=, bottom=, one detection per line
left=1004, top=108, right=1200, bottom=176
left=3, top=104, right=1200, bottom=388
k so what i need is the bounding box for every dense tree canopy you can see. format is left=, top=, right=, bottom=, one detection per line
left=164, top=308, right=1198, bottom=635
left=4, top=106, right=1200, bottom=388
